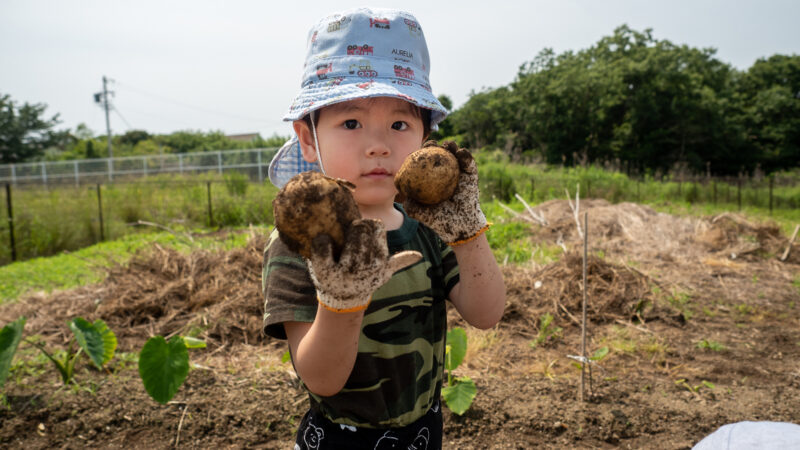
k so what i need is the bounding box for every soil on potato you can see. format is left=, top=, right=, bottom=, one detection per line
left=1, top=201, right=799, bottom=449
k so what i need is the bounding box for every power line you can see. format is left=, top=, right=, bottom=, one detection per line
left=114, top=80, right=274, bottom=124
left=112, top=106, right=133, bottom=130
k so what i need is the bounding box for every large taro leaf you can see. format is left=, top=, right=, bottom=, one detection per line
left=138, top=336, right=189, bottom=404
left=92, top=319, right=117, bottom=366
left=442, top=376, right=477, bottom=415
left=0, top=317, right=26, bottom=389
left=69, top=318, right=115, bottom=369
left=445, top=327, right=467, bottom=371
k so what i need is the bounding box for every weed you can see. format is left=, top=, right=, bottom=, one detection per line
left=736, top=303, right=755, bottom=315
left=675, top=378, right=715, bottom=394
left=696, top=339, right=726, bottom=351
left=667, top=291, right=694, bottom=321
left=601, top=326, right=637, bottom=354
left=530, top=313, right=562, bottom=348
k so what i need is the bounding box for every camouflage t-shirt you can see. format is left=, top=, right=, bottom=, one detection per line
left=262, top=205, right=459, bottom=428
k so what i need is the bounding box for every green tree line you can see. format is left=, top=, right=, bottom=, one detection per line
left=1, top=93, right=287, bottom=165
left=438, top=26, right=800, bottom=176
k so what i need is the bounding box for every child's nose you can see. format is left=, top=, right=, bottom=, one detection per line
left=364, top=136, right=391, bottom=157
left=366, top=145, right=390, bottom=157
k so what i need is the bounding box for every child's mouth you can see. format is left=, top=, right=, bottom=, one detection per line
left=364, top=168, right=391, bottom=178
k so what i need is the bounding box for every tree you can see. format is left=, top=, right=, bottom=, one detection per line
left=0, top=93, right=67, bottom=164
left=430, top=94, right=455, bottom=140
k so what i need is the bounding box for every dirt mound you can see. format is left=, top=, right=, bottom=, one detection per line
left=530, top=199, right=696, bottom=260
left=0, top=232, right=268, bottom=350
left=503, top=252, right=665, bottom=333
left=694, top=213, right=791, bottom=261
left=97, top=234, right=267, bottom=347
left=527, top=200, right=797, bottom=264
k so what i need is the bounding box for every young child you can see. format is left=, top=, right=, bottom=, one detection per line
left=262, top=7, right=505, bottom=449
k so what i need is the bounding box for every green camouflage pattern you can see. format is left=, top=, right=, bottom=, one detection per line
left=262, top=207, right=458, bottom=428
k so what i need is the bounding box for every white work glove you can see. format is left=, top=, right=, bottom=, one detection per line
left=307, top=219, right=422, bottom=313
left=403, top=141, right=489, bottom=245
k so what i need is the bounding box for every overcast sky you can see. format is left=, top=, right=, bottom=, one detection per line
left=2, top=0, right=798, bottom=140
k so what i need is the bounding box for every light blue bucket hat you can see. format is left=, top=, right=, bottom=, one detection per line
left=268, top=7, right=449, bottom=188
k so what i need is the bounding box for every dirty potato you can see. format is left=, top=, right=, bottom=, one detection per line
left=394, top=144, right=460, bottom=205
left=272, top=171, right=361, bottom=259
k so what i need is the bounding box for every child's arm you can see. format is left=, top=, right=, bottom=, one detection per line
left=284, top=220, right=421, bottom=397
left=285, top=308, right=364, bottom=397
left=403, top=141, right=506, bottom=329
left=448, top=233, right=506, bottom=329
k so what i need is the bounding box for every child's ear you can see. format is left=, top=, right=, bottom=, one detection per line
left=292, top=120, right=318, bottom=163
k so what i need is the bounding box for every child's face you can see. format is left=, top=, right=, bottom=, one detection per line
left=295, top=97, right=425, bottom=208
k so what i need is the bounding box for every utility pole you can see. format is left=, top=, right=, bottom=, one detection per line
left=94, top=76, right=114, bottom=159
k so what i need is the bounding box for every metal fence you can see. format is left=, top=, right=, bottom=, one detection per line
left=0, top=148, right=280, bottom=186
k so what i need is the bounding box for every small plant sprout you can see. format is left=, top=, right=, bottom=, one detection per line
left=675, top=378, right=715, bottom=395
left=441, top=327, right=477, bottom=415
left=13, top=317, right=117, bottom=386
left=0, top=317, right=26, bottom=390
left=138, top=335, right=206, bottom=404
left=530, top=313, right=563, bottom=348
left=696, top=339, right=726, bottom=351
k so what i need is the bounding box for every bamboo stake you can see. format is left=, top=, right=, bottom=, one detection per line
left=580, top=211, right=588, bottom=402
left=514, top=193, right=548, bottom=225
left=780, top=224, right=799, bottom=262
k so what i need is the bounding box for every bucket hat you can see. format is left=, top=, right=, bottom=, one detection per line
left=268, top=7, right=448, bottom=188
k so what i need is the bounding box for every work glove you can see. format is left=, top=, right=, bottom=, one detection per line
left=403, top=141, right=489, bottom=245
left=307, top=219, right=422, bottom=313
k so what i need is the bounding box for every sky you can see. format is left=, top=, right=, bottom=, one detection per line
left=1, top=0, right=799, bottom=140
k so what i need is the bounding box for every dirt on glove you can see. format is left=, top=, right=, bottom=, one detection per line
left=395, top=141, right=460, bottom=205
left=272, top=171, right=361, bottom=259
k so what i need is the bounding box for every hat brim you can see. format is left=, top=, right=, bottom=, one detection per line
left=283, top=76, right=448, bottom=128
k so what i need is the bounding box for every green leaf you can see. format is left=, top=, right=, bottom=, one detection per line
left=92, top=319, right=117, bottom=366
left=442, top=376, right=477, bottom=415
left=281, top=351, right=291, bottom=364
left=138, top=336, right=190, bottom=404
left=590, top=346, right=609, bottom=361
left=0, top=317, right=26, bottom=389
left=69, top=318, right=107, bottom=369
left=445, top=327, right=467, bottom=371
left=182, top=336, right=206, bottom=349
left=702, top=380, right=716, bottom=390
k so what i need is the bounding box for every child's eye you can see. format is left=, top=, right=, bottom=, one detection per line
left=391, top=121, right=409, bottom=131
left=343, top=119, right=360, bottom=130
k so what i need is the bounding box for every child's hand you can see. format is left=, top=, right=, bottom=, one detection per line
left=403, top=141, right=489, bottom=245
left=306, top=219, right=422, bottom=313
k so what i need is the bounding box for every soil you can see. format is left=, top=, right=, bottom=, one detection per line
left=1, top=201, right=799, bottom=449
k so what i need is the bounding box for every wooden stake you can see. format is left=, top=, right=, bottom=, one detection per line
left=580, top=211, right=588, bottom=402
left=780, top=224, right=799, bottom=262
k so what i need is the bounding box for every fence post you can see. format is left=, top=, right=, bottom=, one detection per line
left=5, top=184, right=16, bottom=262
left=10, top=164, right=16, bottom=186
left=143, top=156, right=148, bottom=177
left=179, top=154, right=184, bottom=174
left=207, top=181, right=213, bottom=227
left=769, top=176, right=774, bottom=215
left=96, top=184, right=105, bottom=241
left=257, top=150, right=263, bottom=182
left=217, top=151, right=223, bottom=175
left=712, top=181, right=717, bottom=205
left=41, top=161, right=47, bottom=185
left=737, top=179, right=742, bottom=211
left=107, top=158, right=113, bottom=182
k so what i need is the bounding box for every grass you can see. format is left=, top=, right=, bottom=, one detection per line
left=0, top=225, right=270, bottom=304
left=0, top=173, right=278, bottom=265
left=1, top=154, right=797, bottom=298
